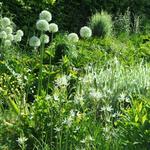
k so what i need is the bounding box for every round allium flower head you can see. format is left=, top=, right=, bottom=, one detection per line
left=0, top=31, right=7, bottom=39
left=4, top=40, right=11, bottom=47
left=29, top=36, right=41, bottom=47
left=5, top=27, right=13, bottom=34
left=7, top=34, right=14, bottom=41
left=36, top=19, right=49, bottom=31
left=14, top=35, right=22, bottom=42
left=39, top=10, right=52, bottom=22
left=40, top=34, right=49, bottom=44
left=16, top=30, right=24, bottom=37
left=80, top=26, right=92, bottom=38
left=49, top=23, right=58, bottom=33
left=68, top=33, right=79, bottom=43
left=1, top=17, right=11, bottom=26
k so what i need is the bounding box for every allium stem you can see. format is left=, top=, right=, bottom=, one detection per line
left=38, top=33, right=45, bottom=96
left=47, top=33, right=53, bottom=94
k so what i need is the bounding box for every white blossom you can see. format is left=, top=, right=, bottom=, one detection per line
left=29, top=36, right=41, bottom=47
left=36, top=19, right=49, bottom=31
left=80, top=26, right=92, bottom=38
left=68, top=33, right=79, bottom=43
left=39, top=10, right=52, bottom=22
left=49, top=23, right=58, bottom=33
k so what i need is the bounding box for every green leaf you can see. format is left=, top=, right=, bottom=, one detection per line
left=136, top=102, right=142, bottom=113
left=135, top=114, right=139, bottom=122
left=142, top=114, right=147, bottom=124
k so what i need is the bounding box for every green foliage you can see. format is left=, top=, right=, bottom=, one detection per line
left=89, top=11, right=113, bottom=37
left=0, top=5, right=150, bottom=149
left=116, top=100, right=150, bottom=149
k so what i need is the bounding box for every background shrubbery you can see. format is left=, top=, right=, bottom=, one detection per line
left=1, top=0, right=150, bottom=34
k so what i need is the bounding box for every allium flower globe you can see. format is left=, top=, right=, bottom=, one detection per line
left=49, top=23, right=58, bottom=33
left=1, top=17, right=11, bottom=26
left=4, top=40, right=11, bottom=47
left=16, top=30, right=24, bottom=37
left=80, top=26, right=92, bottom=38
left=39, top=10, right=52, bottom=22
left=7, top=34, right=14, bottom=41
left=36, top=20, right=49, bottom=31
left=0, top=31, right=7, bottom=39
left=5, top=27, right=13, bottom=34
left=68, top=33, right=79, bottom=43
left=40, top=34, right=49, bottom=44
left=29, top=36, right=41, bottom=47
left=14, top=35, right=22, bottom=42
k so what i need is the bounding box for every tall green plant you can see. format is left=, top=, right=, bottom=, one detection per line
left=89, top=11, right=113, bottom=38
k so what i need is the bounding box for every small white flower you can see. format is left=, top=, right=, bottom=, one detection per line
left=68, top=33, right=79, bottom=43
left=53, top=94, right=59, bottom=101
left=16, top=30, right=24, bottom=37
left=1, top=17, right=11, bottom=26
left=80, top=26, right=92, bottom=38
left=106, top=105, right=113, bottom=112
left=4, top=40, right=11, bottom=47
left=118, top=93, right=126, bottom=102
left=45, top=95, right=51, bottom=100
left=39, top=10, right=52, bottom=22
left=40, top=34, right=49, bottom=44
left=101, top=106, right=106, bottom=111
left=49, top=23, right=58, bottom=33
left=36, top=19, right=49, bottom=31
left=0, top=31, right=7, bottom=39
left=5, top=27, right=13, bottom=34
left=55, top=75, right=69, bottom=87
left=54, top=127, right=61, bottom=132
left=86, top=135, right=95, bottom=142
left=7, top=34, right=14, bottom=41
left=70, top=109, right=76, bottom=117
left=17, top=136, right=28, bottom=145
left=89, top=88, right=103, bottom=100
left=29, top=36, right=41, bottom=47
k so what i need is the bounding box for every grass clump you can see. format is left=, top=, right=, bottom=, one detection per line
left=89, top=11, right=113, bottom=38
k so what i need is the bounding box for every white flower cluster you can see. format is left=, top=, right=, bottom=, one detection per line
left=0, top=17, right=24, bottom=47
left=67, top=26, right=92, bottom=43
left=29, top=10, right=59, bottom=47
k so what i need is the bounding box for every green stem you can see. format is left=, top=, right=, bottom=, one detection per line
left=38, top=33, right=45, bottom=96
left=46, top=33, right=53, bottom=94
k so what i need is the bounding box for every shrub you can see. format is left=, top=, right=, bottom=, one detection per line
left=89, top=11, right=113, bottom=37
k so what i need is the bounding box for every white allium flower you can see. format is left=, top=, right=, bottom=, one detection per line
left=5, top=27, right=13, bottom=34
left=40, top=34, right=49, bottom=44
left=29, top=36, right=41, bottom=47
left=1, top=17, right=11, bottom=26
left=14, top=35, right=22, bottom=42
left=4, top=40, right=11, bottom=47
left=36, top=20, right=49, bottom=31
left=80, top=26, right=92, bottom=38
left=68, top=33, right=79, bottom=43
left=39, top=10, right=52, bottom=22
left=49, top=23, right=58, bottom=33
left=16, top=30, right=24, bottom=37
left=0, top=31, right=7, bottom=39
left=7, top=34, right=14, bottom=41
